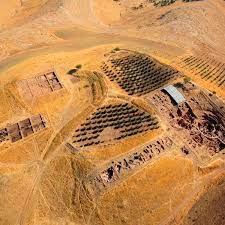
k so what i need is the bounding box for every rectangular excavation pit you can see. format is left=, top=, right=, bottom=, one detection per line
left=17, top=70, right=63, bottom=102
left=28, top=77, right=44, bottom=97
left=0, top=128, right=9, bottom=143
left=0, top=114, right=47, bottom=144
left=19, top=118, right=34, bottom=138
left=46, top=72, right=63, bottom=91
left=7, top=123, right=22, bottom=143
left=93, top=136, right=173, bottom=191
left=149, top=85, right=225, bottom=156
left=30, top=114, right=46, bottom=132
left=37, top=75, right=53, bottom=94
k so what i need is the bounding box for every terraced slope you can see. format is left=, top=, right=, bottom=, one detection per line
left=101, top=50, right=179, bottom=96
left=71, top=102, right=159, bottom=148
left=176, top=55, right=225, bottom=88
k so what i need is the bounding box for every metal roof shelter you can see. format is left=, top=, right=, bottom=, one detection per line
left=163, top=85, right=186, bottom=105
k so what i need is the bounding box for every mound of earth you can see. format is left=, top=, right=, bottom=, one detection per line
left=0, top=1, right=225, bottom=225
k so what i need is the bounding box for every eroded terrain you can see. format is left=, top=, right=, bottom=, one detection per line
left=0, top=1, right=225, bottom=225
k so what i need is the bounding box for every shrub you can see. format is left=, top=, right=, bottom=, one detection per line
left=67, top=68, right=77, bottom=75
left=76, top=64, right=82, bottom=69
left=184, top=76, right=191, bottom=83
left=114, top=47, right=120, bottom=51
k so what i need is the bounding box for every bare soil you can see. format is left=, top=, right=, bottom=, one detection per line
left=0, top=1, right=225, bottom=225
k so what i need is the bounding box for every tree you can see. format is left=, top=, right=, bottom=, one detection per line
left=113, top=47, right=120, bottom=51
left=76, top=64, right=82, bottom=69
left=184, top=76, right=191, bottom=83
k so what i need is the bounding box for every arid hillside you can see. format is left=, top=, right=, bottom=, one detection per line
left=0, top=1, right=225, bottom=225
left=94, top=0, right=225, bottom=54
left=0, top=0, right=19, bottom=28
left=1, top=0, right=225, bottom=62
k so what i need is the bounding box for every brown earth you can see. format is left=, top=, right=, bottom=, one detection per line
left=181, top=174, right=225, bottom=225
left=0, top=1, right=225, bottom=225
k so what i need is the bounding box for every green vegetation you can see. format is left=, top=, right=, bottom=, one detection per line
left=67, top=68, right=77, bottom=75
left=183, top=76, right=191, bottom=83
left=113, top=47, right=120, bottom=51
left=67, top=65, right=82, bottom=75
left=76, top=64, right=82, bottom=69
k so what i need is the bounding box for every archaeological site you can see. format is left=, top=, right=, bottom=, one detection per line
left=0, top=0, right=225, bottom=225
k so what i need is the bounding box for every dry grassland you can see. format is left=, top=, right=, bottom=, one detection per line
left=0, top=1, right=225, bottom=225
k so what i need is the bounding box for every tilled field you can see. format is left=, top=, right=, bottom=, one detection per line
left=101, top=50, right=179, bottom=96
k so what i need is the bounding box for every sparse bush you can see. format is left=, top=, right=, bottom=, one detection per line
left=184, top=76, right=191, bottom=83
left=67, top=68, right=77, bottom=75
left=76, top=64, right=82, bottom=69
left=114, top=47, right=120, bottom=51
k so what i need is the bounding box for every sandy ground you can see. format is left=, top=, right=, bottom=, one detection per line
left=0, top=1, right=225, bottom=225
left=0, top=0, right=224, bottom=61
left=0, top=0, right=21, bottom=29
